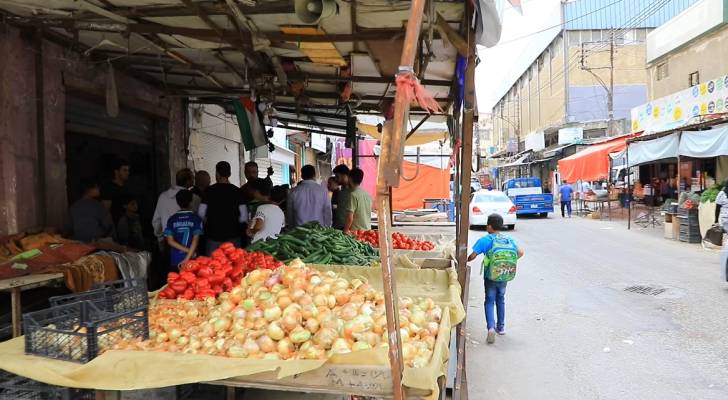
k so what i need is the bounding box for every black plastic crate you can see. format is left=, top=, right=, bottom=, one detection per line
left=0, top=371, right=93, bottom=400
left=23, top=301, right=149, bottom=363
left=678, top=208, right=698, bottom=217
left=49, top=278, right=148, bottom=313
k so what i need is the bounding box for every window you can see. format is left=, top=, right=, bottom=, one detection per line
left=689, top=71, right=700, bottom=87
left=656, top=62, right=669, bottom=81
left=474, top=193, right=511, bottom=203
left=568, top=31, right=581, bottom=46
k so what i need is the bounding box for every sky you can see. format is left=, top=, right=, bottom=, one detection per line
left=475, top=0, right=563, bottom=113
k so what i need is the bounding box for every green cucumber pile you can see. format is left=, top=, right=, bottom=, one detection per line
left=247, top=223, right=380, bottom=265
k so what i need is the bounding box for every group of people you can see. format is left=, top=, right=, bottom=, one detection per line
left=65, top=158, right=373, bottom=282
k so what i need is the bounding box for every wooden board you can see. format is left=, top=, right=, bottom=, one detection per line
left=207, top=364, right=432, bottom=399
left=0, top=273, right=64, bottom=291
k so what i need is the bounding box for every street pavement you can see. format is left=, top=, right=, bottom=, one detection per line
left=465, top=216, right=728, bottom=400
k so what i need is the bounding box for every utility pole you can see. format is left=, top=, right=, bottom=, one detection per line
left=561, top=0, right=570, bottom=121
left=608, top=31, right=614, bottom=136
left=580, top=32, right=615, bottom=137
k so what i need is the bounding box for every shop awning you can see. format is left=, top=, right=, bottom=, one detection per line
left=558, top=137, right=629, bottom=182
left=498, top=151, right=532, bottom=168
left=679, top=124, right=728, bottom=157
left=627, top=133, right=679, bottom=167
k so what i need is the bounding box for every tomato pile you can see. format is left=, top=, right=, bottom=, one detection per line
left=159, top=242, right=284, bottom=300
left=683, top=199, right=696, bottom=209
left=352, top=230, right=436, bottom=251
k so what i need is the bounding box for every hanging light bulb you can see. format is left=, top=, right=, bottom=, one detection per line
left=376, top=123, right=383, bottom=133
left=270, top=117, right=279, bottom=127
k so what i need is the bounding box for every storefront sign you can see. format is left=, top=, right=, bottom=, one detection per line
left=506, top=139, right=518, bottom=153
left=631, top=73, right=728, bottom=133
left=558, top=127, right=583, bottom=145
left=311, top=132, right=327, bottom=152
left=525, top=131, right=545, bottom=151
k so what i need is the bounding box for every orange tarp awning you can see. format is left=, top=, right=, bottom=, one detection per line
left=558, top=137, right=628, bottom=182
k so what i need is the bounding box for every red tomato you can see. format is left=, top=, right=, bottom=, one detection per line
left=161, top=287, right=177, bottom=299
left=170, top=280, right=188, bottom=293
left=197, top=267, right=213, bottom=278
left=180, top=271, right=197, bottom=284
left=182, top=289, right=195, bottom=300
left=167, top=272, right=180, bottom=282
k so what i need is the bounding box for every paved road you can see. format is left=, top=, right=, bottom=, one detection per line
left=465, top=216, right=728, bottom=400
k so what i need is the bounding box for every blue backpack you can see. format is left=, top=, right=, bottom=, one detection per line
left=482, top=234, right=519, bottom=282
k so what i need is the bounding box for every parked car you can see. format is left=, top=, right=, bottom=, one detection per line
left=469, top=190, right=517, bottom=230
left=502, top=177, right=554, bottom=217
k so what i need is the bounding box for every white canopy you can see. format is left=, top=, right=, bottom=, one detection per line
left=627, top=133, right=679, bottom=167
left=679, top=124, right=728, bottom=158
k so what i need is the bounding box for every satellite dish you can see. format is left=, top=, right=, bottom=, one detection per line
left=476, top=0, right=503, bottom=48
left=295, top=0, right=337, bottom=24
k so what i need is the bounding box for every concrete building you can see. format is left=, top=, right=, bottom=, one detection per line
left=646, top=0, right=728, bottom=100
left=489, top=0, right=698, bottom=155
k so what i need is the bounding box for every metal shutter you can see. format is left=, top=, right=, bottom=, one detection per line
left=254, top=158, right=285, bottom=186
left=189, top=132, right=242, bottom=186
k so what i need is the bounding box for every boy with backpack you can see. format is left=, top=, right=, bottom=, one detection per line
left=468, top=214, right=525, bottom=344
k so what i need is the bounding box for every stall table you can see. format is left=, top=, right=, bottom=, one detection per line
left=0, top=273, right=64, bottom=337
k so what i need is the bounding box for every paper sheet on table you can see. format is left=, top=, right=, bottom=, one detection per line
left=0, top=265, right=464, bottom=400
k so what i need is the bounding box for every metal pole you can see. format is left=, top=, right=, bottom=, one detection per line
left=608, top=32, right=614, bottom=136
left=627, top=146, right=631, bottom=230
left=375, top=0, right=427, bottom=398
left=561, top=0, right=570, bottom=120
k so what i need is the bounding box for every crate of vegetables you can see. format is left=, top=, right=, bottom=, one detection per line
left=49, top=278, right=148, bottom=313
left=353, top=230, right=436, bottom=251
left=23, top=301, right=149, bottom=363
left=0, top=371, right=93, bottom=400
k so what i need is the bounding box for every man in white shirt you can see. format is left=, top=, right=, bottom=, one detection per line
left=287, top=165, right=332, bottom=227
left=152, top=168, right=200, bottom=246
left=246, top=178, right=284, bottom=243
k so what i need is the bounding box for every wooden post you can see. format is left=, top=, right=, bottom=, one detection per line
left=11, top=288, right=21, bottom=337
left=453, top=4, right=476, bottom=399
left=375, top=0, right=427, bottom=398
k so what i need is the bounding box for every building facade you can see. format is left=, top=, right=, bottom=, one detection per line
left=645, top=0, right=728, bottom=101
left=490, top=0, right=698, bottom=155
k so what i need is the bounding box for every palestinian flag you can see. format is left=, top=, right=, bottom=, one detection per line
left=233, top=97, right=267, bottom=151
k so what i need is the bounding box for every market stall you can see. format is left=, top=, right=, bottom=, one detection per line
left=0, top=0, right=483, bottom=397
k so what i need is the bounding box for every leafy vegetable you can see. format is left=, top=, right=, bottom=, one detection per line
left=700, top=184, right=724, bottom=203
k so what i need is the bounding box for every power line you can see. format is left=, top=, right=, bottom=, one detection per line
left=490, top=0, right=628, bottom=48
left=492, top=0, right=674, bottom=136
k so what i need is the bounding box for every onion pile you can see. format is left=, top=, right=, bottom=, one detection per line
left=118, top=262, right=443, bottom=368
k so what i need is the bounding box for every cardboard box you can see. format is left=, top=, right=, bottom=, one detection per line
left=664, top=222, right=674, bottom=239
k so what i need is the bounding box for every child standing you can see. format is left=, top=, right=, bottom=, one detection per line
left=468, top=214, right=524, bottom=344
left=164, top=190, right=203, bottom=271
left=116, top=195, right=145, bottom=250
left=246, top=178, right=285, bottom=243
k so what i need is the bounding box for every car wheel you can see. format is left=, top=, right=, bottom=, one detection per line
left=507, top=224, right=515, bottom=230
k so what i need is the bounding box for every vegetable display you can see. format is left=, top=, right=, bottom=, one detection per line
left=159, top=243, right=283, bottom=300
left=248, top=224, right=379, bottom=266
left=353, top=230, right=435, bottom=251
left=700, top=184, right=724, bottom=203
left=118, top=262, right=443, bottom=367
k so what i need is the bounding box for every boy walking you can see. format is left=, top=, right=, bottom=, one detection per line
left=164, top=190, right=203, bottom=271
left=468, top=214, right=524, bottom=344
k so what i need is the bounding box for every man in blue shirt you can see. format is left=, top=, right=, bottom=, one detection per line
left=164, top=190, right=203, bottom=271
left=559, top=180, right=574, bottom=218
left=468, top=214, right=524, bottom=344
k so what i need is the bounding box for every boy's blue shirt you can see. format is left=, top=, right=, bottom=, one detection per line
left=164, top=210, right=203, bottom=267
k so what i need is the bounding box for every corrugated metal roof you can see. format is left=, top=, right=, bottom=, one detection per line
left=565, top=0, right=700, bottom=30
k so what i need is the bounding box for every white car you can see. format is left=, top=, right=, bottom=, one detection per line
left=469, top=190, right=517, bottom=230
